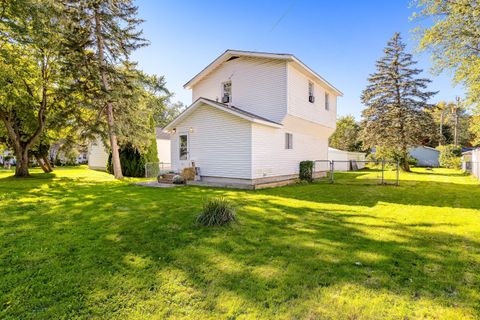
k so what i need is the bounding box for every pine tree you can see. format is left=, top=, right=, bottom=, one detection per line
left=63, top=0, right=147, bottom=179
left=361, top=33, right=436, bottom=171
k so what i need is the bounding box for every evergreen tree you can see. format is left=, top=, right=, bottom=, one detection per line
left=361, top=33, right=436, bottom=171
left=63, top=0, right=147, bottom=179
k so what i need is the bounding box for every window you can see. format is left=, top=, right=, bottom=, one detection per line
left=285, top=133, right=293, bottom=149
left=222, top=81, right=231, bottom=103
left=179, top=134, right=188, bottom=160
left=325, top=92, right=330, bottom=110
left=308, top=81, right=315, bottom=103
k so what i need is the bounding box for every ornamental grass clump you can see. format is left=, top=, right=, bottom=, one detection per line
left=197, top=197, right=237, bottom=226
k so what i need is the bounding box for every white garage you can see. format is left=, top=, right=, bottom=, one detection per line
left=328, top=147, right=366, bottom=171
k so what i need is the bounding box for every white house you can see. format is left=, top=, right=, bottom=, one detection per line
left=409, top=146, right=440, bottom=167
left=87, top=129, right=171, bottom=171
left=164, top=50, right=342, bottom=188
left=328, top=147, right=366, bottom=171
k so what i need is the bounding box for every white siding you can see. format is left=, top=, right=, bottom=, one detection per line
left=87, top=138, right=109, bottom=170
left=328, top=148, right=366, bottom=171
left=191, top=57, right=287, bottom=123
left=251, top=115, right=331, bottom=179
left=156, top=138, right=171, bottom=164
left=287, top=63, right=337, bottom=129
left=171, top=103, right=252, bottom=179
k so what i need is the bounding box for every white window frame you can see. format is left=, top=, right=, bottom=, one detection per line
left=179, top=133, right=189, bottom=160
left=285, top=133, right=293, bottom=149
left=325, top=92, right=330, bottom=110
left=308, top=81, right=315, bottom=103
left=221, top=81, right=232, bottom=103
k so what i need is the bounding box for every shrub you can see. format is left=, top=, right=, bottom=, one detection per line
left=437, top=145, right=462, bottom=169
left=299, top=160, right=314, bottom=182
left=181, top=167, right=196, bottom=181
left=172, top=175, right=184, bottom=184
left=197, top=197, right=237, bottom=227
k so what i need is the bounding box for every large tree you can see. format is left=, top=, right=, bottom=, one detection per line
left=329, top=115, right=363, bottom=152
left=361, top=33, right=436, bottom=171
left=413, top=0, right=480, bottom=144
left=63, top=0, right=147, bottom=179
left=0, top=0, right=71, bottom=177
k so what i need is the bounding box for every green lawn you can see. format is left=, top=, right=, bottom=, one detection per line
left=1, top=167, right=479, bottom=319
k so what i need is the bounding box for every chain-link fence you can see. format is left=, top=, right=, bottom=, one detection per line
left=144, top=162, right=172, bottom=178
left=331, top=160, right=399, bottom=185
left=309, top=160, right=400, bottom=185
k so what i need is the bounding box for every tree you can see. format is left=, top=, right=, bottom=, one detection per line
left=413, top=0, right=480, bottom=144
left=63, top=0, right=147, bottom=179
left=329, top=115, right=362, bottom=151
left=361, top=33, right=436, bottom=171
left=0, top=0, right=70, bottom=177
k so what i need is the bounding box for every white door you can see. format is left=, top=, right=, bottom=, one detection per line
left=178, top=133, right=190, bottom=170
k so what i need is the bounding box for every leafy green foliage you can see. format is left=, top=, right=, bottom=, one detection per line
left=361, top=33, right=436, bottom=171
left=299, top=160, right=314, bottom=182
left=413, top=0, right=480, bottom=145
left=437, top=145, right=462, bottom=169
left=197, top=197, right=237, bottom=226
left=329, top=115, right=363, bottom=151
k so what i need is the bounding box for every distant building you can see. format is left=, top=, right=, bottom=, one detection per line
left=409, top=146, right=440, bottom=167
left=328, top=147, right=366, bottom=171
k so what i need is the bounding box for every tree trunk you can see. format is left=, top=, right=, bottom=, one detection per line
left=42, top=155, right=53, bottom=172
left=15, top=150, right=30, bottom=177
left=107, top=102, right=122, bottom=178
left=401, top=148, right=410, bottom=172
left=95, top=9, right=123, bottom=179
left=34, top=154, right=49, bottom=173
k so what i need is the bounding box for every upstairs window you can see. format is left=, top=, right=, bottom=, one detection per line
left=285, top=133, right=293, bottom=149
left=325, top=92, right=330, bottom=110
left=308, top=81, right=315, bottom=103
left=221, top=81, right=231, bottom=103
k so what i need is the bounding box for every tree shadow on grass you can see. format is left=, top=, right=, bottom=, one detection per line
left=1, top=175, right=480, bottom=318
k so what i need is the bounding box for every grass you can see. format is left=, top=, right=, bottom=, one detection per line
left=1, top=166, right=479, bottom=319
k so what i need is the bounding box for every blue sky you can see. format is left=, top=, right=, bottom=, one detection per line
left=132, top=0, right=464, bottom=119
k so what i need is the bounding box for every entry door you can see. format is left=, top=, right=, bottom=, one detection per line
left=178, top=133, right=190, bottom=169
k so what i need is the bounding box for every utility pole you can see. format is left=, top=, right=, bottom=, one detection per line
left=453, top=97, right=460, bottom=147
left=439, top=110, right=444, bottom=146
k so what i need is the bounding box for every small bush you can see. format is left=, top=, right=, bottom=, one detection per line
left=181, top=167, right=196, bottom=181
left=299, top=160, right=314, bottom=182
left=437, top=145, right=462, bottom=169
left=172, top=175, right=184, bottom=184
left=197, top=197, right=237, bottom=227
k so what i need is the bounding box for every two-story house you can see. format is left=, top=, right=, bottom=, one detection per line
left=164, top=50, right=342, bottom=188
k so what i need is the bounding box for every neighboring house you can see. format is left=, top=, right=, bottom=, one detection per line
left=164, top=49, right=342, bottom=188
left=462, top=150, right=472, bottom=172
left=87, top=129, right=171, bottom=171
left=328, top=147, right=366, bottom=171
left=470, top=148, right=480, bottom=180
left=409, top=146, right=440, bottom=167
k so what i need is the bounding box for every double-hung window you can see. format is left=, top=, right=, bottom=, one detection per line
left=222, top=81, right=232, bottom=103
left=325, top=92, right=330, bottom=110
left=308, top=81, right=315, bottom=103
left=285, top=133, right=293, bottom=149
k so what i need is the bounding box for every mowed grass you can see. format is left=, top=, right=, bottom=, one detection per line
left=1, top=167, right=480, bottom=319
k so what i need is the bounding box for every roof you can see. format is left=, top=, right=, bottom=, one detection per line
left=155, top=127, right=170, bottom=140
left=163, top=97, right=283, bottom=131
left=412, top=146, right=440, bottom=153
left=183, top=49, right=343, bottom=96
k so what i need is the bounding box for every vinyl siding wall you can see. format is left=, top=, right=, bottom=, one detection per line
left=287, top=63, right=337, bottom=129
left=171, top=104, right=252, bottom=179
left=191, top=57, right=288, bottom=123
left=251, top=116, right=330, bottom=179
